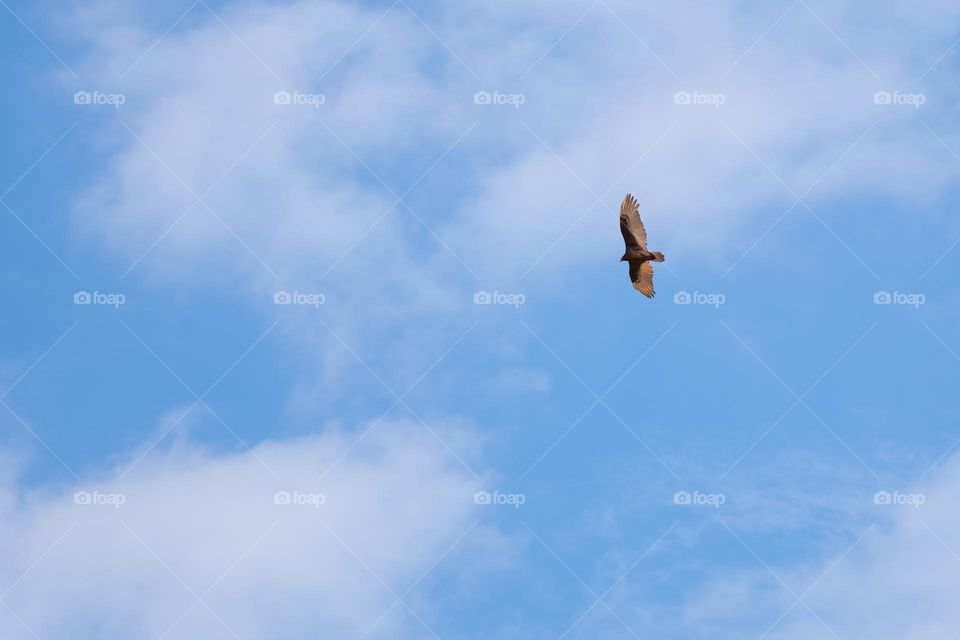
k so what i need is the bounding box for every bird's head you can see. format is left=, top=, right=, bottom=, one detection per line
left=620, top=255, right=627, bottom=262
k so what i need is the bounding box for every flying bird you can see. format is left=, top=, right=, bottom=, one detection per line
left=619, top=193, right=664, bottom=298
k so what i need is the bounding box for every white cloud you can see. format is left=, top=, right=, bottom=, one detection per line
left=773, top=457, right=960, bottom=639
left=441, top=0, right=960, bottom=282
left=70, top=0, right=485, bottom=387
left=0, top=420, right=486, bottom=639
left=647, top=453, right=960, bottom=639
left=70, top=0, right=960, bottom=302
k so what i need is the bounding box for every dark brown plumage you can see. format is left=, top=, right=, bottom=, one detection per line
left=619, top=193, right=664, bottom=298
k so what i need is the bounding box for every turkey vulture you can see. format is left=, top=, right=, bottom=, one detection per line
left=619, top=193, right=664, bottom=298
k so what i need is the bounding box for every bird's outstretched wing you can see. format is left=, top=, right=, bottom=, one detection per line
left=629, top=260, right=655, bottom=298
left=619, top=193, right=648, bottom=250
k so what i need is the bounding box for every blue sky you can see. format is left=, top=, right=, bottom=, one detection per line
left=2, top=0, right=960, bottom=638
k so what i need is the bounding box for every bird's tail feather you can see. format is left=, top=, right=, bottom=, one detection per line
left=651, top=252, right=665, bottom=262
